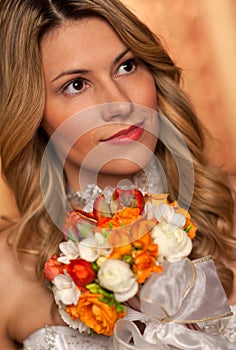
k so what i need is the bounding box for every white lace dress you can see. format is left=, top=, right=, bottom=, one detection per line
left=23, top=326, right=111, bottom=350
left=22, top=308, right=236, bottom=350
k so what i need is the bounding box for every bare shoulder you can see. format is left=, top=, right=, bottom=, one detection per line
left=0, top=337, right=22, bottom=350
left=0, top=231, right=26, bottom=348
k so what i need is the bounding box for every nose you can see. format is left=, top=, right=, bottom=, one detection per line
left=101, top=101, right=134, bottom=121
left=97, top=81, right=134, bottom=121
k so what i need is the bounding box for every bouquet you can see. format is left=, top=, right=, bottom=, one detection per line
left=44, top=188, right=197, bottom=336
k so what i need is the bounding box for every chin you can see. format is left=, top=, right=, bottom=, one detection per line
left=100, top=157, right=152, bottom=175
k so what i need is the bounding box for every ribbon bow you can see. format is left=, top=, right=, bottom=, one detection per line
left=113, top=257, right=236, bottom=349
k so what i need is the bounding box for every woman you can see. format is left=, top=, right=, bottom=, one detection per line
left=0, top=0, right=236, bottom=349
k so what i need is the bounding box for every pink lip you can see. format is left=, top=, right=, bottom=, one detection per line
left=102, top=123, right=144, bottom=145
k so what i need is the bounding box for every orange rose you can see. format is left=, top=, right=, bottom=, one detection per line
left=65, top=303, right=81, bottom=320
left=106, top=216, right=156, bottom=248
left=44, top=253, right=64, bottom=281
left=67, top=292, right=125, bottom=336
left=132, top=231, right=156, bottom=249
left=99, top=207, right=140, bottom=229
left=112, top=207, right=140, bottom=225
left=67, top=259, right=95, bottom=287
left=109, top=244, right=132, bottom=259
left=133, top=249, right=162, bottom=284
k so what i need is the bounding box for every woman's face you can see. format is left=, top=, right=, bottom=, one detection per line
left=41, top=17, right=158, bottom=189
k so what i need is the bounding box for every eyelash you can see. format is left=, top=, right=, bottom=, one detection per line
left=62, top=57, right=138, bottom=96
left=115, top=57, right=138, bottom=77
left=62, top=78, right=89, bottom=96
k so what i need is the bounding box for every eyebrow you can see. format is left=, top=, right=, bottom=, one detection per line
left=50, top=48, right=131, bottom=83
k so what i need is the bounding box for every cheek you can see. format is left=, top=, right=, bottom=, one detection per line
left=68, top=132, right=97, bottom=163
left=74, top=134, right=94, bottom=152
left=146, top=79, right=158, bottom=108
left=134, top=76, right=157, bottom=110
left=42, top=104, right=66, bottom=137
left=43, top=93, right=80, bottom=136
left=41, top=116, right=57, bottom=137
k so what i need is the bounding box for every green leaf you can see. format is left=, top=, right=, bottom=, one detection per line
left=91, top=262, right=99, bottom=272
left=122, top=254, right=133, bottom=264
left=86, top=283, right=100, bottom=293
left=115, top=303, right=126, bottom=313
left=98, top=288, right=114, bottom=299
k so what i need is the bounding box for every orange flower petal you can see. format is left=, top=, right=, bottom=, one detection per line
left=72, top=292, right=126, bottom=336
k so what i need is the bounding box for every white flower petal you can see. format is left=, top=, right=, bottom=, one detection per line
left=152, top=221, right=192, bottom=263
left=78, top=235, right=112, bottom=262
left=53, top=274, right=80, bottom=305
left=153, top=203, right=169, bottom=221
left=115, top=280, right=139, bottom=302
left=58, top=241, right=80, bottom=264
left=59, top=241, right=78, bottom=255
left=53, top=273, right=71, bottom=289
left=153, top=204, right=186, bottom=228
left=58, top=305, right=90, bottom=333
left=57, top=256, right=72, bottom=264
left=78, top=237, right=98, bottom=262
left=94, top=232, right=105, bottom=244
left=98, top=247, right=113, bottom=257
left=98, top=259, right=136, bottom=293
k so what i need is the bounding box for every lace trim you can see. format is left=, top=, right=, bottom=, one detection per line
left=67, top=157, right=165, bottom=211
left=23, top=325, right=111, bottom=350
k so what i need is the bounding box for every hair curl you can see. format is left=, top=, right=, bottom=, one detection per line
left=0, top=0, right=235, bottom=297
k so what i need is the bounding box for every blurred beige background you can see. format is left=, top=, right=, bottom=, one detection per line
left=122, top=0, right=236, bottom=176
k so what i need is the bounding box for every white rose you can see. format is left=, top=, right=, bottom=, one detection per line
left=53, top=273, right=80, bottom=305
left=152, top=220, right=192, bottom=263
left=98, top=259, right=138, bottom=302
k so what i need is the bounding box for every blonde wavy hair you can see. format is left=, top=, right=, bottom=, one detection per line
left=0, top=0, right=235, bottom=297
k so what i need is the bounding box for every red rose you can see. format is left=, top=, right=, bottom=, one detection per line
left=44, top=253, right=64, bottom=281
left=67, top=259, right=95, bottom=287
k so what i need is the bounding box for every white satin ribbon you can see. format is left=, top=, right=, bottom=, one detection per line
left=113, top=257, right=236, bottom=349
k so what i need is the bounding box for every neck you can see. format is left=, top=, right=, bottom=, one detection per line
left=64, top=162, right=135, bottom=192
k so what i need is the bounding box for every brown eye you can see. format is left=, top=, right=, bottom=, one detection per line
left=116, top=58, right=137, bottom=77
left=63, top=78, right=89, bottom=95
left=72, top=79, right=84, bottom=91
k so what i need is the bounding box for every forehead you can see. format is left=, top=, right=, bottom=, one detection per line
left=41, top=17, right=127, bottom=77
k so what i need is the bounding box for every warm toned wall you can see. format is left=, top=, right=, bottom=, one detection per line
left=122, top=0, right=236, bottom=175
